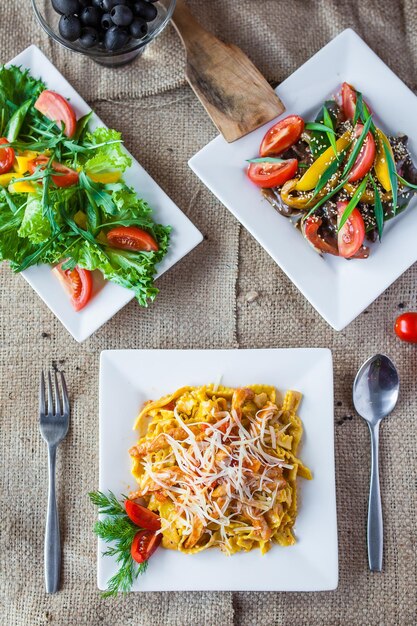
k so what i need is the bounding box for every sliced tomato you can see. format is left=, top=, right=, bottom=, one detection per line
left=247, top=158, right=298, bottom=188
left=348, top=124, right=376, bottom=183
left=107, top=226, right=159, bottom=252
left=394, top=312, right=417, bottom=343
left=259, top=115, right=305, bottom=157
left=34, top=90, right=77, bottom=138
left=341, top=82, right=372, bottom=121
left=337, top=201, right=365, bottom=259
left=302, top=216, right=339, bottom=256
left=52, top=262, right=93, bottom=312
left=28, top=155, right=79, bottom=188
left=131, top=530, right=162, bottom=564
left=125, top=500, right=161, bottom=531
left=0, top=137, right=15, bottom=174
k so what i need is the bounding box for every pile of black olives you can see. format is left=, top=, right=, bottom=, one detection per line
left=52, top=0, right=158, bottom=51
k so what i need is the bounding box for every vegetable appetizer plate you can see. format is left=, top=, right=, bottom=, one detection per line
left=189, top=29, right=417, bottom=331
left=99, top=348, right=338, bottom=591
left=6, top=45, right=203, bottom=342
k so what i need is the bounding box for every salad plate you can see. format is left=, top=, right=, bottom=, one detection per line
left=4, top=45, right=203, bottom=342
left=189, top=29, right=417, bottom=331
left=98, top=348, right=338, bottom=592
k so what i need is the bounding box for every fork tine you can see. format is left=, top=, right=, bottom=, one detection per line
left=54, top=371, right=61, bottom=415
left=39, top=371, right=45, bottom=417
left=47, top=372, right=54, bottom=416
left=60, top=372, right=70, bottom=416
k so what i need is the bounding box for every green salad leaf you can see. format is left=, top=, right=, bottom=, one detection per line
left=0, top=65, right=171, bottom=307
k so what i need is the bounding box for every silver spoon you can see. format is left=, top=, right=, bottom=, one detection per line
left=353, top=354, right=399, bottom=572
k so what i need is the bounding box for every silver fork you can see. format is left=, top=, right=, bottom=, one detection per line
left=39, top=371, right=70, bottom=594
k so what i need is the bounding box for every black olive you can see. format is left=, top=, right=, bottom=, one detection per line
left=110, top=5, right=133, bottom=26
left=104, top=25, right=129, bottom=50
left=91, top=0, right=103, bottom=7
left=79, top=0, right=92, bottom=7
left=51, top=0, right=80, bottom=15
left=129, top=17, right=147, bottom=38
left=101, top=0, right=121, bottom=10
left=80, top=6, right=102, bottom=26
left=101, top=12, right=113, bottom=29
left=132, top=0, right=157, bottom=22
left=79, top=26, right=99, bottom=47
left=59, top=14, right=82, bottom=41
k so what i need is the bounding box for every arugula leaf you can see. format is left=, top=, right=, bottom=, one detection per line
left=337, top=176, right=369, bottom=231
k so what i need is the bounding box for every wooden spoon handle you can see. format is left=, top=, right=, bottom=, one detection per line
left=171, top=0, right=285, bottom=142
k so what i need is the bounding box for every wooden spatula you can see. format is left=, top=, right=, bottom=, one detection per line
left=171, top=0, right=285, bottom=142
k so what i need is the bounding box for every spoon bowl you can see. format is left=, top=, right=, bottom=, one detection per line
left=353, top=354, right=399, bottom=425
left=353, top=353, right=399, bottom=573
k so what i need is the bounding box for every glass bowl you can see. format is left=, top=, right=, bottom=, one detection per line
left=31, top=0, right=176, bottom=67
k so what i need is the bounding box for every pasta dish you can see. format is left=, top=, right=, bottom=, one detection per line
left=129, top=385, right=311, bottom=555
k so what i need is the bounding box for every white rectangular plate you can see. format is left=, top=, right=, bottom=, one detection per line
left=99, top=348, right=338, bottom=592
left=189, top=29, right=417, bottom=331
left=6, top=45, right=203, bottom=342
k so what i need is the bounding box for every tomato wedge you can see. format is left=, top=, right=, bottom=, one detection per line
left=28, top=155, right=79, bottom=188
left=125, top=500, right=161, bottom=531
left=0, top=137, right=15, bottom=174
left=302, top=216, right=339, bottom=256
left=348, top=124, right=376, bottom=183
left=247, top=158, right=298, bottom=188
left=259, top=115, right=304, bottom=157
left=52, top=262, right=93, bottom=312
left=107, top=226, right=159, bottom=252
left=337, top=201, right=365, bottom=258
left=394, top=312, right=417, bottom=343
left=34, top=90, right=77, bottom=138
left=341, top=82, right=372, bottom=121
left=131, top=530, right=162, bottom=564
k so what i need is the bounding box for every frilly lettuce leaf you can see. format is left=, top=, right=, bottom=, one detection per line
left=84, top=128, right=132, bottom=174
left=18, top=194, right=51, bottom=244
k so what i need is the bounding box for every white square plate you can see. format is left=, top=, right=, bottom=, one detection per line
left=6, top=45, right=203, bottom=342
left=189, top=29, right=417, bottom=331
left=99, top=348, right=338, bottom=591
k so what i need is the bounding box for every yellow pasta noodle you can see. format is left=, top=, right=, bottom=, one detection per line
left=129, top=385, right=312, bottom=555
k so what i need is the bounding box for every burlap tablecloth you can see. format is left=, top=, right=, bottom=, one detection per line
left=1, top=1, right=417, bottom=624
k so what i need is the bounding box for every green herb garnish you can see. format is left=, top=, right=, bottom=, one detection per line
left=305, top=122, right=336, bottom=134
left=246, top=157, right=287, bottom=164
left=338, top=175, right=369, bottom=231
left=89, top=491, right=149, bottom=598
left=322, top=107, right=337, bottom=156
left=370, top=174, right=384, bottom=240
left=383, top=143, right=398, bottom=214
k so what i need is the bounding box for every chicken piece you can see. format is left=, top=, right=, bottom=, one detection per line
left=243, top=506, right=273, bottom=541
left=184, top=516, right=205, bottom=549
left=231, top=388, right=255, bottom=420
left=130, top=425, right=202, bottom=457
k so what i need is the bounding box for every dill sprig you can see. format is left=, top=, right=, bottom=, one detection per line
left=89, top=490, right=149, bottom=597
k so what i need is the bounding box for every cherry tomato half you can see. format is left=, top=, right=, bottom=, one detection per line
left=337, top=201, right=365, bottom=259
left=247, top=158, right=298, bottom=188
left=52, top=262, right=93, bottom=312
left=107, top=226, right=159, bottom=252
left=348, top=124, right=376, bottom=183
left=125, top=500, right=161, bottom=531
left=34, top=90, right=77, bottom=138
left=341, top=82, right=372, bottom=121
left=259, top=115, right=305, bottom=157
left=131, top=530, right=162, bottom=564
left=394, top=312, right=417, bottom=343
left=302, top=216, right=339, bottom=256
left=28, top=155, right=79, bottom=188
left=0, top=137, right=15, bottom=174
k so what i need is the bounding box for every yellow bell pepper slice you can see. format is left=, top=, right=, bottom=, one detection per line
left=87, top=171, right=122, bottom=184
left=374, top=129, right=394, bottom=191
left=0, top=172, right=16, bottom=187
left=9, top=181, right=35, bottom=193
left=295, top=130, right=351, bottom=191
left=344, top=181, right=391, bottom=204
left=15, top=156, right=33, bottom=174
